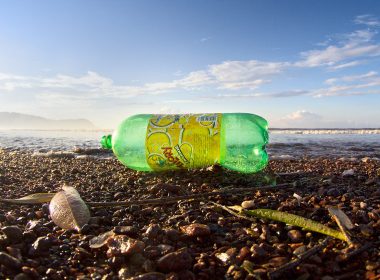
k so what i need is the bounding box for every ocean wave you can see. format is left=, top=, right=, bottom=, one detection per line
left=270, top=129, right=380, bottom=135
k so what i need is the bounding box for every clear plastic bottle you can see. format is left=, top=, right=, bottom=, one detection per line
left=101, top=113, right=268, bottom=173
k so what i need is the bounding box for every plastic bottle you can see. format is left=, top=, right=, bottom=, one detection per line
left=101, top=113, right=269, bottom=173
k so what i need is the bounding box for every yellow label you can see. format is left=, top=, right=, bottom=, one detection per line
left=146, top=113, right=222, bottom=171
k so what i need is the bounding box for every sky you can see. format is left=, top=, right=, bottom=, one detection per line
left=1, top=0, right=380, bottom=129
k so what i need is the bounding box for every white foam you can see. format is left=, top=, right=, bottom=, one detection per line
left=270, top=129, right=380, bottom=135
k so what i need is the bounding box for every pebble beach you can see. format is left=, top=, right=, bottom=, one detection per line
left=0, top=149, right=379, bottom=279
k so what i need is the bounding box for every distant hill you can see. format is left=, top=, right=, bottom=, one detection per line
left=0, top=112, right=96, bottom=130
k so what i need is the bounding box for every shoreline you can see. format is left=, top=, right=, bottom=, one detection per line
left=0, top=150, right=379, bottom=279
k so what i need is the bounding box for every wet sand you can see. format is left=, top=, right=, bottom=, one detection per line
left=0, top=149, right=379, bottom=279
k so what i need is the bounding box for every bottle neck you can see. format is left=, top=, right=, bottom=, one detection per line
left=100, top=134, right=113, bottom=150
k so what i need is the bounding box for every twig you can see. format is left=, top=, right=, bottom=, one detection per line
left=337, top=242, right=374, bottom=263
left=86, top=183, right=291, bottom=207
left=210, top=202, right=257, bottom=222
left=268, top=237, right=331, bottom=279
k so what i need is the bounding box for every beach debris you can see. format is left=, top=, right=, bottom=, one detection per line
left=342, top=169, right=355, bottom=177
left=327, top=206, right=354, bottom=240
left=214, top=203, right=347, bottom=241
left=49, top=186, right=90, bottom=232
left=268, top=238, right=331, bottom=279
left=0, top=193, right=55, bottom=205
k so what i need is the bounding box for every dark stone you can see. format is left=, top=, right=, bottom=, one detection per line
left=2, top=226, right=23, bottom=244
left=29, top=237, right=53, bottom=256
left=0, top=252, right=22, bottom=269
left=157, top=248, right=192, bottom=272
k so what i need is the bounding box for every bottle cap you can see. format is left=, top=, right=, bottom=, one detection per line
left=100, top=135, right=112, bottom=149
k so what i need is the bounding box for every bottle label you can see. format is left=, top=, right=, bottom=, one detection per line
left=145, top=113, right=222, bottom=170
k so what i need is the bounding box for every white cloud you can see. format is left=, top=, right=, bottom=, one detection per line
left=315, top=71, right=380, bottom=97
left=209, top=60, right=287, bottom=90
left=282, top=110, right=322, bottom=121
left=274, top=110, right=324, bottom=128
left=0, top=59, right=288, bottom=98
left=295, top=29, right=380, bottom=68
left=329, top=60, right=363, bottom=70
left=354, top=15, right=380, bottom=27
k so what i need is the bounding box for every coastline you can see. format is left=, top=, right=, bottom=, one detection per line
left=0, top=150, right=379, bottom=279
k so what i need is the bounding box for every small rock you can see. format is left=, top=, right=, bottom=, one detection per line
left=29, top=236, right=53, bottom=256
left=342, top=169, right=355, bottom=177
left=2, top=226, right=23, bottom=244
left=361, top=157, right=371, bottom=163
left=236, top=246, right=250, bottom=262
left=6, top=246, right=22, bottom=260
left=250, top=244, right=267, bottom=258
left=114, top=226, right=139, bottom=238
left=145, top=224, right=161, bottom=239
left=107, top=235, right=145, bottom=256
left=13, top=273, right=31, bottom=280
left=360, top=202, right=367, bottom=209
left=164, top=228, right=180, bottom=242
left=293, top=245, right=307, bottom=256
left=359, top=224, right=374, bottom=237
left=118, top=267, right=132, bottom=279
left=326, top=188, right=340, bottom=196
left=180, top=223, right=210, bottom=237
left=241, top=200, right=255, bottom=209
left=267, top=256, right=288, bottom=267
left=366, top=261, right=380, bottom=271
left=129, top=272, right=166, bottom=280
left=288, top=229, right=303, bottom=243
left=0, top=252, right=22, bottom=269
left=157, top=248, right=192, bottom=272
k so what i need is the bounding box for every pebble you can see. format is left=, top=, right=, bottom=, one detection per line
left=287, top=229, right=303, bottom=243
left=267, top=256, right=289, bottom=267
left=0, top=252, right=22, bottom=269
left=13, top=273, right=31, bottom=280
left=2, top=226, right=23, bottom=244
left=250, top=244, right=267, bottom=258
left=180, top=223, right=211, bottom=237
left=342, top=169, right=355, bottom=177
left=114, top=226, right=139, bottom=238
left=129, top=272, right=166, bottom=280
left=106, top=235, right=145, bottom=256
left=157, top=248, right=192, bottom=272
left=28, top=236, right=53, bottom=256
left=145, top=224, right=161, bottom=239
left=293, top=245, right=307, bottom=256
left=241, top=200, right=255, bottom=209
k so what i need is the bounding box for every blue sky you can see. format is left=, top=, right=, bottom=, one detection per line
left=1, top=0, right=380, bottom=128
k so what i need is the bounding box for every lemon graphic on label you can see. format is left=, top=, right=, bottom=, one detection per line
left=146, top=131, right=171, bottom=169
left=150, top=115, right=178, bottom=128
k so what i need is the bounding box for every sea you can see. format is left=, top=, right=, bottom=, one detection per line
left=0, top=129, right=380, bottom=160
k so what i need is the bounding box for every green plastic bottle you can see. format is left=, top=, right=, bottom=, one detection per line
left=101, top=113, right=269, bottom=173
